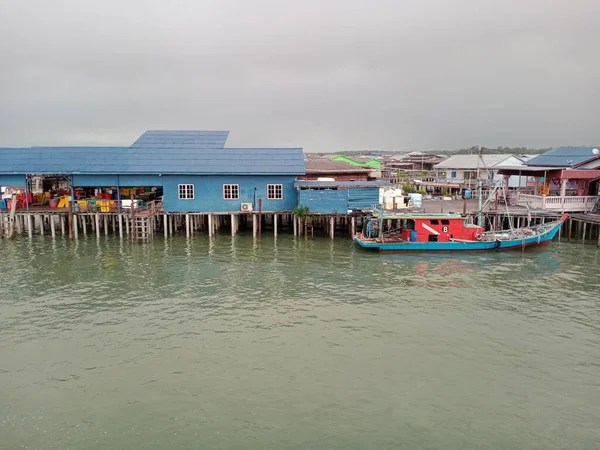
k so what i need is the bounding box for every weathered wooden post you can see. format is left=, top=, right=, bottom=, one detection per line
left=258, top=198, right=262, bottom=240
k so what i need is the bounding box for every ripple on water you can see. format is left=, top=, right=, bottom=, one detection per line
left=1, top=237, right=600, bottom=449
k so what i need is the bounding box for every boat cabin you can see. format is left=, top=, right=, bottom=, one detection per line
left=363, top=214, right=485, bottom=243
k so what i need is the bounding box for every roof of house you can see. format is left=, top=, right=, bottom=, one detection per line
left=295, top=180, right=390, bottom=189
left=525, top=147, right=600, bottom=167
left=131, top=130, right=229, bottom=149
left=331, top=155, right=381, bottom=168
left=304, top=159, right=370, bottom=174
left=433, top=154, right=513, bottom=169
left=0, top=131, right=305, bottom=176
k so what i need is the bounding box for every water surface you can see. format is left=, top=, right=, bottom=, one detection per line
left=1, top=234, right=599, bottom=449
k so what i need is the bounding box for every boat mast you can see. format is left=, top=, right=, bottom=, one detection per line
left=477, top=145, right=483, bottom=227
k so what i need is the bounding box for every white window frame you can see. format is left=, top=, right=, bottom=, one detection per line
left=178, top=184, right=194, bottom=200
left=267, top=184, right=283, bottom=200
left=223, top=184, right=239, bottom=200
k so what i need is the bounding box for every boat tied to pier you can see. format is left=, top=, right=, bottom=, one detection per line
left=354, top=212, right=568, bottom=253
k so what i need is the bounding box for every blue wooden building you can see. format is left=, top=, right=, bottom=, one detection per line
left=0, top=130, right=305, bottom=213
left=295, top=180, right=390, bottom=214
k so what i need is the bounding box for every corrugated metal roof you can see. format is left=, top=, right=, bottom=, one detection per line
left=131, top=130, right=229, bottom=149
left=525, top=147, right=600, bottom=167
left=433, top=154, right=512, bottom=169
left=295, top=180, right=390, bottom=189
left=0, top=146, right=305, bottom=175
left=304, top=160, right=370, bottom=174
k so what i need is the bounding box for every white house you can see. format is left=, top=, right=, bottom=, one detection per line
left=433, top=154, right=535, bottom=188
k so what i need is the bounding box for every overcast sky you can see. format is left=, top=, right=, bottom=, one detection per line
left=0, top=0, right=598, bottom=152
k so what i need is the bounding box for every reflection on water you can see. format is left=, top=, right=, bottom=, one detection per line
left=1, top=234, right=599, bottom=449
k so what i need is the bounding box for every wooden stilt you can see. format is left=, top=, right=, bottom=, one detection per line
left=119, top=214, right=123, bottom=238
left=582, top=222, right=587, bottom=242
left=27, top=215, right=33, bottom=238
left=164, top=214, right=168, bottom=238
left=231, top=213, right=236, bottom=236
left=208, top=213, right=213, bottom=237
left=60, top=215, right=65, bottom=235
left=252, top=214, right=257, bottom=238
left=125, top=214, right=130, bottom=235
left=274, top=213, right=278, bottom=238
left=569, top=219, right=573, bottom=240
left=351, top=216, right=356, bottom=236
left=104, top=215, right=108, bottom=236
left=38, top=216, right=43, bottom=235
left=50, top=216, right=56, bottom=238
left=73, top=215, right=79, bottom=239
left=186, top=214, right=190, bottom=238
left=95, top=214, right=100, bottom=238
left=293, top=214, right=297, bottom=236
left=330, top=216, right=335, bottom=239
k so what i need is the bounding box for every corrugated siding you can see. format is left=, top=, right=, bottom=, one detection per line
left=298, top=190, right=348, bottom=214
left=72, top=175, right=164, bottom=186
left=0, top=174, right=25, bottom=186
left=72, top=175, right=118, bottom=186
left=348, top=188, right=379, bottom=211
left=118, top=175, right=163, bottom=186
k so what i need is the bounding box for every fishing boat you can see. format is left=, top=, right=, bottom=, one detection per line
left=354, top=212, right=568, bottom=253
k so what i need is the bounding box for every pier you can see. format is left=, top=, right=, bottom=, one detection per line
left=3, top=201, right=600, bottom=246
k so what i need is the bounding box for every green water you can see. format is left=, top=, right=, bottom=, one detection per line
left=1, top=234, right=599, bottom=449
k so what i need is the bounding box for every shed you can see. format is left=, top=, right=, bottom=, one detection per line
left=295, top=180, right=390, bottom=214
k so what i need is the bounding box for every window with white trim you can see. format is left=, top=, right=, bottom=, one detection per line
left=223, top=184, right=239, bottom=200
left=178, top=184, right=194, bottom=199
left=267, top=184, right=283, bottom=200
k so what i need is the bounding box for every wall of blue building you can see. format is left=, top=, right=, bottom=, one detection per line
left=72, top=175, right=163, bottom=187
left=298, top=188, right=380, bottom=214
left=0, top=175, right=26, bottom=186
left=162, top=175, right=297, bottom=212
left=298, top=190, right=348, bottom=214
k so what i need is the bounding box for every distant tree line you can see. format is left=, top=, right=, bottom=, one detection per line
left=309, top=146, right=551, bottom=157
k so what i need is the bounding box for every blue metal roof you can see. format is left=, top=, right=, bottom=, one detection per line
left=526, top=147, right=600, bottom=167
left=0, top=146, right=305, bottom=175
left=295, top=180, right=390, bottom=189
left=131, top=130, right=229, bottom=149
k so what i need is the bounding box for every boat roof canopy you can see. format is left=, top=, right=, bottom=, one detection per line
left=371, top=212, right=466, bottom=220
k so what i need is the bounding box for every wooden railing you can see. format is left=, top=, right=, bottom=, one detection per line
left=516, top=194, right=599, bottom=212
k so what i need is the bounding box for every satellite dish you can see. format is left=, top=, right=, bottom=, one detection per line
left=593, top=148, right=599, bottom=155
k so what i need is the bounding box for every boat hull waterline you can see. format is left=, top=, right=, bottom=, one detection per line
left=354, top=215, right=566, bottom=253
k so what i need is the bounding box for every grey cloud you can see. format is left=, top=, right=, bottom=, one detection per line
left=0, top=0, right=598, bottom=151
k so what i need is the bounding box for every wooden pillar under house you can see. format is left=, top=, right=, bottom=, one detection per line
left=329, top=216, right=335, bottom=239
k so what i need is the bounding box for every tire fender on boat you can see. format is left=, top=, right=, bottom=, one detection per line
left=475, top=233, right=482, bottom=241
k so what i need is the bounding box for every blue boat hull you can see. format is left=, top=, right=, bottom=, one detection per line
left=354, top=222, right=563, bottom=253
